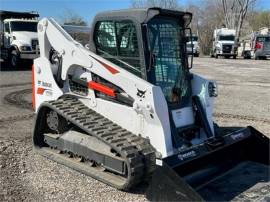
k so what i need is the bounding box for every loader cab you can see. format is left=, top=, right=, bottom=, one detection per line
left=89, top=8, right=192, bottom=107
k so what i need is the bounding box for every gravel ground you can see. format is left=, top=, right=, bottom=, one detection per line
left=191, top=57, right=270, bottom=137
left=0, top=57, right=269, bottom=201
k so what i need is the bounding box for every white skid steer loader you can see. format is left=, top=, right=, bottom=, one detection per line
left=32, top=8, right=270, bottom=201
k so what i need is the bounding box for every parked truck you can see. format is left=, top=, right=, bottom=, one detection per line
left=211, top=28, right=237, bottom=59
left=238, top=27, right=270, bottom=60
left=187, top=35, right=200, bottom=57
left=237, top=35, right=252, bottom=59
left=0, top=10, right=39, bottom=68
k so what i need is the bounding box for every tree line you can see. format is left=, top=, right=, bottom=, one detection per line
left=61, top=0, right=270, bottom=55
left=131, top=0, right=270, bottom=54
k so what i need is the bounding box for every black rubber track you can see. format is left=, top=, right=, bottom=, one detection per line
left=33, top=97, right=156, bottom=190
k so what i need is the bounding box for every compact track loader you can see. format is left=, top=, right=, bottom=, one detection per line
left=32, top=8, right=270, bottom=201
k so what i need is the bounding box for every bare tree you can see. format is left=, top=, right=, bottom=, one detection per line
left=187, top=1, right=224, bottom=55
left=131, top=0, right=179, bottom=9
left=187, top=0, right=258, bottom=54
left=248, top=10, right=270, bottom=31
left=131, top=0, right=260, bottom=55
left=60, top=9, right=87, bottom=26
left=221, top=0, right=256, bottom=42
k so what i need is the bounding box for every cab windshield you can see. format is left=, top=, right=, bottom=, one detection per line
left=257, top=36, right=270, bottom=42
left=219, top=35, right=235, bottom=41
left=10, top=21, right=37, bottom=32
left=147, top=17, right=190, bottom=104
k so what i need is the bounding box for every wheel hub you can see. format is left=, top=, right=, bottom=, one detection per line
left=46, top=110, right=59, bottom=131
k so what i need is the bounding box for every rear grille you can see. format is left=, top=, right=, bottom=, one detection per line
left=31, top=39, right=39, bottom=51
left=222, top=44, right=232, bottom=53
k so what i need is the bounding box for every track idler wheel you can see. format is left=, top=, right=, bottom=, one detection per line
left=46, top=110, right=69, bottom=133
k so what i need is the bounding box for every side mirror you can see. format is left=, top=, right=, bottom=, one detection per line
left=188, top=55, right=193, bottom=69
left=143, top=23, right=154, bottom=72
left=185, top=28, right=193, bottom=69
left=150, top=53, right=156, bottom=70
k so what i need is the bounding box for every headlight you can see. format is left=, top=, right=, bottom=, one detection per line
left=208, top=82, right=218, bottom=97
left=20, top=46, right=31, bottom=51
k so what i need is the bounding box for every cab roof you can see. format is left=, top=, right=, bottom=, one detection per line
left=4, top=19, right=38, bottom=22
left=93, top=7, right=192, bottom=27
left=0, top=10, right=39, bottom=21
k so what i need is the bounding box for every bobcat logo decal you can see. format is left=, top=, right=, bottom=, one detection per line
left=137, top=89, right=146, bottom=98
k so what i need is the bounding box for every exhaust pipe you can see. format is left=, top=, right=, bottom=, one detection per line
left=146, top=126, right=270, bottom=201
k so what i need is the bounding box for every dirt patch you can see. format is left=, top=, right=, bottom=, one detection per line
left=4, top=89, right=32, bottom=110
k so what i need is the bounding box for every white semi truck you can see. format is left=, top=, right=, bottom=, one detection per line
left=212, top=28, right=237, bottom=59
left=0, top=10, right=39, bottom=68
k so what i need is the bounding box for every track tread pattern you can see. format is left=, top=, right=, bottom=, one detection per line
left=43, top=97, right=156, bottom=189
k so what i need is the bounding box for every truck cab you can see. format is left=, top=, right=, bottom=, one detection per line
left=0, top=10, right=39, bottom=68
left=252, top=33, right=270, bottom=60
left=212, top=28, right=237, bottom=59
left=187, top=35, right=200, bottom=57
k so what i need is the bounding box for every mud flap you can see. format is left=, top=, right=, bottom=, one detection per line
left=146, top=163, right=203, bottom=201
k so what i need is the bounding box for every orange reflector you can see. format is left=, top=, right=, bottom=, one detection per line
left=88, top=81, right=115, bottom=97
left=98, top=60, right=119, bottom=75
left=37, top=87, right=46, bottom=95
left=32, top=64, right=35, bottom=110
